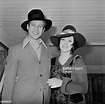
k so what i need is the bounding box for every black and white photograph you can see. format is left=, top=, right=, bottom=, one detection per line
left=0, top=0, right=104, bottom=104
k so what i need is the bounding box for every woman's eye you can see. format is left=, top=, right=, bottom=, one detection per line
left=39, top=25, right=43, bottom=28
left=61, top=39, right=64, bottom=40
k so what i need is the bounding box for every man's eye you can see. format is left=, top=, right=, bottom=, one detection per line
left=31, top=24, right=35, bottom=26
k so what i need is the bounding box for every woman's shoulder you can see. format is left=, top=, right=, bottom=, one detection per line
left=73, top=55, right=85, bottom=65
left=74, top=55, right=82, bottom=60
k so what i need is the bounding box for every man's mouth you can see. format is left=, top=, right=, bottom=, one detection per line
left=33, top=31, right=39, bottom=35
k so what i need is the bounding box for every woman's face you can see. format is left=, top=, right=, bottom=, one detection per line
left=60, top=36, right=74, bottom=52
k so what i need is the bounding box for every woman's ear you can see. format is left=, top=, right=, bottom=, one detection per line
left=27, top=24, right=29, bottom=30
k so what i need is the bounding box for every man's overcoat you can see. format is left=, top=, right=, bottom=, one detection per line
left=2, top=42, right=52, bottom=104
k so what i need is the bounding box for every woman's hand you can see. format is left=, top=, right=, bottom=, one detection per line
left=47, top=78, right=63, bottom=88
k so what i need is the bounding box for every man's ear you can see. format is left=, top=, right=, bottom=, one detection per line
left=43, top=28, right=45, bottom=32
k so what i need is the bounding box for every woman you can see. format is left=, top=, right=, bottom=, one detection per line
left=47, top=25, right=88, bottom=104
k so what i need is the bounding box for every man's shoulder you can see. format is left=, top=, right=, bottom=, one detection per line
left=9, top=42, right=23, bottom=50
left=47, top=45, right=58, bottom=51
left=47, top=45, right=60, bottom=57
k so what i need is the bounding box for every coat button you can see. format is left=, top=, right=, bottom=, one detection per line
left=40, top=74, right=42, bottom=77
left=40, top=88, right=43, bottom=91
left=15, top=76, right=19, bottom=81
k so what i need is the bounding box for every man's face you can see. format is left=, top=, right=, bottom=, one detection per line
left=27, top=20, right=45, bottom=39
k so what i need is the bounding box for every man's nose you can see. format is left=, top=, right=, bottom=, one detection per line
left=34, top=26, right=38, bottom=31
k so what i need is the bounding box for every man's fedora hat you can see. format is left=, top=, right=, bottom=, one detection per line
left=50, top=25, right=86, bottom=48
left=21, top=9, right=52, bottom=32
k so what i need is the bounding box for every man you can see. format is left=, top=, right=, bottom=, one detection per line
left=2, top=9, right=59, bottom=104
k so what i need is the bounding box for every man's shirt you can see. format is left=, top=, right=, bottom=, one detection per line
left=22, top=36, right=46, bottom=60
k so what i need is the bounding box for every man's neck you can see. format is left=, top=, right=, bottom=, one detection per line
left=28, top=35, right=40, bottom=44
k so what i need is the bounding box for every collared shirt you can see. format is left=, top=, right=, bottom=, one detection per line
left=22, top=36, right=47, bottom=60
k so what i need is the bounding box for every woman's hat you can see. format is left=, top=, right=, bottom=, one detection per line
left=62, top=25, right=77, bottom=32
left=50, top=25, right=86, bottom=48
left=21, top=9, right=52, bottom=32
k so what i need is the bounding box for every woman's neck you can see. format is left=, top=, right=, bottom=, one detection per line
left=59, top=51, right=72, bottom=65
left=60, top=51, right=72, bottom=58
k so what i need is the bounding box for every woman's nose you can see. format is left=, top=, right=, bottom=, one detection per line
left=64, top=41, right=67, bottom=45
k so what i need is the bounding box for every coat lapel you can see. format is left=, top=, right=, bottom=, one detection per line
left=24, top=42, right=48, bottom=63
left=26, top=43, right=39, bottom=60
left=26, top=43, right=47, bottom=61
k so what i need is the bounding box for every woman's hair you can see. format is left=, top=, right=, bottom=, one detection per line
left=72, top=38, right=78, bottom=53
left=57, top=37, right=78, bottom=54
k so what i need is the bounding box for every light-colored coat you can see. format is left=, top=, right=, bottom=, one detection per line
left=2, top=42, right=56, bottom=104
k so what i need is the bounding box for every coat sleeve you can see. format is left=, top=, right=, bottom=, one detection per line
left=61, top=56, right=88, bottom=95
left=48, top=45, right=60, bottom=58
left=2, top=47, right=19, bottom=102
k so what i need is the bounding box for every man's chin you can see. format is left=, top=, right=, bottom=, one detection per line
left=33, top=36, right=41, bottom=40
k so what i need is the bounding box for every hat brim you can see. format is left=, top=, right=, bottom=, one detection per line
left=50, top=33, right=86, bottom=48
left=21, top=19, right=52, bottom=32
